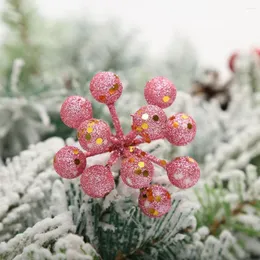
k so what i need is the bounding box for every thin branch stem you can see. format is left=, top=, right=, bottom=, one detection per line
left=124, top=130, right=138, bottom=145
left=85, top=147, right=111, bottom=158
left=108, top=104, right=124, bottom=141
left=133, top=147, right=167, bottom=168
left=106, top=150, right=121, bottom=168
left=131, top=136, right=164, bottom=146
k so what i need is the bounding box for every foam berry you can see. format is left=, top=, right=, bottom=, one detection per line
left=132, top=105, right=167, bottom=142
left=53, top=146, right=86, bottom=179
left=90, top=71, right=123, bottom=104
left=77, top=119, right=111, bottom=153
left=138, top=185, right=171, bottom=218
left=165, top=113, right=196, bottom=146
left=120, top=155, right=154, bottom=189
left=166, top=156, right=200, bottom=189
left=144, top=76, right=176, bottom=108
left=60, top=96, right=92, bottom=129
left=80, top=165, right=114, bottom=198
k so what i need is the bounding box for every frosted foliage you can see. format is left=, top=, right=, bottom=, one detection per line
left=194, top=165, right=260, bottom=258
left=0, top=97, right=54, bottom=159
left=0, top=137, right=65, bottom=241
left=1, top=55, right=260, bottom=258
left=12, top=234, right=99, bottom=260
left=0, top=136, right=255, bottom=259
left=0, top=212, right=75, bottom=260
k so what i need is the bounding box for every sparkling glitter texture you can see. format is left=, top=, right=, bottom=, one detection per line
left=53, top=146, right=86, bottom=179
left=77, top=119, right=111, bottom=153
left=165, top=113, right=196, bottom=146
left=90, top=72, right=123, bottom=104
left=166, top=156, right=200, bottom=189
left=120, top=155, right=154, bottom=189
left=53, top=71, right=200, bottom=218
left=60, top=96, right=93, bottom=129
left=138, top=185, right=171, bottom=218
left=132, top=105, right=167, bottom=141
left=80, top=165, right=114, bottom=198
left=144, top=76, right=176, bottom=108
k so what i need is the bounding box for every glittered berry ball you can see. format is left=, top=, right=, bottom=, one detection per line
left=165, top=113, right=196, bottom=146
left=144, top=76, right=176, bottom=108
left=138, top=185, right=171, bottom=218
left=60, top=96, right=93, bottom=129
left=53, top=146, right=86, bottom=179
left=90, top=72, right=123, bottom=104
left=77, top=119, right=111, bottom=153
left=228, top=52, right=238, bottom=72
left=166, top=156, right=200, bottom=189
left=132, top=105, right=167, bottom=142
left=80, top=165, right=114, bottom=198
left=120, top=155, right=154, bottom=189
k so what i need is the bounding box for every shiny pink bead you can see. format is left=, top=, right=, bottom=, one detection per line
left=144, top=76, right=176, bottom=108
left=90, top=72, right=123, bottom=104
left=138, top=185, right=171, bottom=218
left=77, top=119, right=111, bottom=153
left=165, top=113, right=196, bottom=146
left=53, top=146, right=86, bottom=179
left=166, top=156, right=200, bottom=189
left=80, top=165, right=114, bottom=198
left=120, top=155, right=154, bottom=189
left=60, top=96, right=92, bottom=129
left=132, top=105, right=167, bottom=141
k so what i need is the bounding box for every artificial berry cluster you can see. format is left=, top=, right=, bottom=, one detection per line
left=53, top=72, right=200, bottom=218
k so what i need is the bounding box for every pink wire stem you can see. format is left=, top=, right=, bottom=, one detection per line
left=84, top=146, right=111, bottom=158
left=106, top=150, right=121, bottom=167
left=124, top=130, right=138, bottom=145
left=84, top=138, right=120, bottom=158
left=108, top=104, right=124, bottom=141
left=133, top=147, right=167, bottom=169
left=110, top=135, right=121, bottom=145
left=131, top=136, right=164, bottom=146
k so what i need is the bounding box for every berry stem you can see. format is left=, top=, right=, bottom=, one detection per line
left=106, top=150, right=121, bottom=167
left=133, top=147, right=167, bottom=168
left=111, top=135, right=121, bottom=145
left=124, top=130, right=138, bottom=145
left=131, top=136, right=164, bottom=146
left=85, top=147, right=110, bottom=158
left=108, top=104, right=124, bottom=141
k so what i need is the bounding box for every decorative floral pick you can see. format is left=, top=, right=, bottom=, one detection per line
left=53, top=72, right=200, bottom=218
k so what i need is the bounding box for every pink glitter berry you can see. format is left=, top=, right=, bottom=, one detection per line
left=60, top=96, right=92, bottom=129
left=53, top=146, right=86, bottom=179
left=144, top=76, right=176, bottom=108
left=132, top=105, right=167, bottom=141
left=77, top=119, right=111, bottom=153
left=166, top=156, right=200, bottom=189
left=80, top=165, right=114, bottom=198
left=138, top=185, right=171, bottom=218
left=164, top=113, right=196, bottom=146
left=90, top=72, right=123, bottom=104
left=120, top=155, right=154, bottom=189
